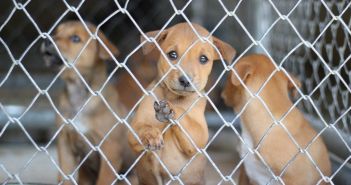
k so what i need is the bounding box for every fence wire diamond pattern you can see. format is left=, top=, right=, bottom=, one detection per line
left=0, top=0, right=350, bottom=185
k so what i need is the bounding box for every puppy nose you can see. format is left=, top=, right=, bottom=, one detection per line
left=43, top=39, right=51, bottom=47
left=178, top=76, right=191, bottom=88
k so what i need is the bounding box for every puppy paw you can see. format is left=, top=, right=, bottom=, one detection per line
left=140, top=128, right=164, bottom=151
left=154, top=100, right=175, bottom=123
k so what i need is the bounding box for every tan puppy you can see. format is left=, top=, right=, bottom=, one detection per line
left=128, top=22, right=236, bottom=185
left=221, top=54, right=331, bottom=185
left=41, top=21, right=134, bottom=185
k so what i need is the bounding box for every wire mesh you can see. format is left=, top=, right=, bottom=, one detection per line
left=270, top=0, right=351, bottom=136
left=0, top=0, right=350, bottom=184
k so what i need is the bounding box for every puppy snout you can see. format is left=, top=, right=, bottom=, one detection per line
left=178, top=76, right=191, bottom=88
left=41, top=39, right=54, bottom=54
left=44, top=39, right=52, bottom=47
left=41, top=39, right=62, bottom=67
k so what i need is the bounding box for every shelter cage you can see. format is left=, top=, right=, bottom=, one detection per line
left=0, top=0, right=350, bottom=184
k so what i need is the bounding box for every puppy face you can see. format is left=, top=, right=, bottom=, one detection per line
left=221, top=54, right=301, bottom=109
left=141, top=23, right=236, bottom=96
left=41, top=21, right=119, bottom=78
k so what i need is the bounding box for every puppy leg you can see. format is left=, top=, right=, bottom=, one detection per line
left=78, top=167, right=95, bottom=185
left=238, top=166, right=252, bottom=185
left=128, top=124, right=163, bottom=185
left=115, top=173, right=139, bottom=185
left=57, top=135, right=77, bottom=185
left=96, top=140, right=122, bottom=185
left=154, top=100, right=207, bottom=157
left=129, top=124, right=164, bottom=153
left=134, top=155, right=162, bottom=185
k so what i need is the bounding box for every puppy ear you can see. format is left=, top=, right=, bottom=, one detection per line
left=213, top=36, right=236, bottom=64
left=140, top=30, right=168, bottom=55
left=97, top=31, right=120, bottom=60
left=231, top=62, right=253, bottom=86
left=287, top=73, right=302, bottom=98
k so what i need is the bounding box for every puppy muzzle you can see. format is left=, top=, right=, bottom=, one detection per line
left=167, top=75, right=197, bottom=95
left=40, top=40, right=63, bottom=68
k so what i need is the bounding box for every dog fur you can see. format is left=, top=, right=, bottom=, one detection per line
left=128, top=22, right=236, bottom=185
left=221, top=54, right=331, bottom=185
left=114, top=51, right=158, bottom=111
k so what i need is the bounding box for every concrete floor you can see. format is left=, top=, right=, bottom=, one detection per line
left=0, top=146, right=239, bottom=185
left=0, top=145, right=58, bottom=184
left=0, top=131, right=241, bottom=185
left=1, top=131, right=351, bottom=185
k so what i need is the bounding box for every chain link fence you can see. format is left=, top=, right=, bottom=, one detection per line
left=0, top=0, right=350, bottom=184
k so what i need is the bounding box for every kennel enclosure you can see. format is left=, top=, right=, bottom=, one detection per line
left=0, top=0, right=350, bottom=184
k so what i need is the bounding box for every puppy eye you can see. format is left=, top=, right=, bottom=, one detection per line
left=199, top=55, right=208, bottom=64
left=70, top=35, right=81, bottom=43
left=167, top=51, right=178, bottom=60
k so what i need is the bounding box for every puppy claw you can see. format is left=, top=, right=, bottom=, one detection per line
left=145, top=139, right=164, bottom=151
left=154, top=100, right=175, bottom=123
left=154, top=101, right=161, bottom=112
left=141, top=128, right=164, bottom=151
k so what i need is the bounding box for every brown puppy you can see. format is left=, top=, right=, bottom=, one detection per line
left=128, top=22, right=236, bottom=185
left=115, top=51, right=158, bottom=111
left=221, top=54, right=331, bottom=185
left=41, top=21, right=134, bottom=185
